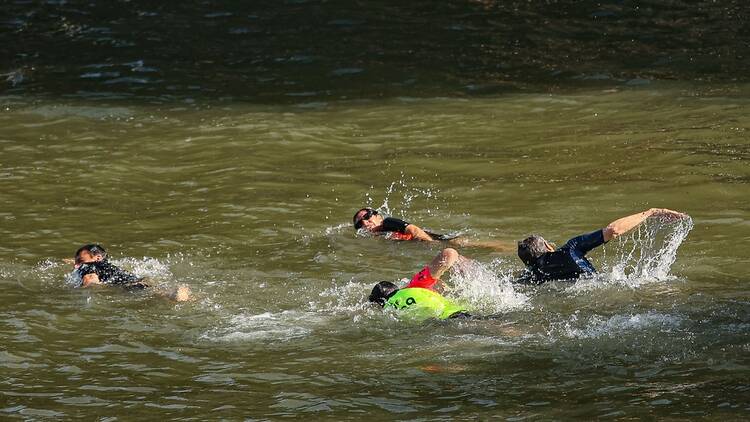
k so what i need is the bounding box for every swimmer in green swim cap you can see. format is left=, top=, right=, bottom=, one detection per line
left=368, top=248, right=471, bottom=320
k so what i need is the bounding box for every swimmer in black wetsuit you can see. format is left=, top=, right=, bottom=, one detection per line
left=353, top=208, right=451, bottom=241
left=73, top=244, right=191, bottom=301
left=516, top=208, right=688, bottom=284
left=352, top=207, right=515, bottom=252
left=74, top=244, right=146, bottom=289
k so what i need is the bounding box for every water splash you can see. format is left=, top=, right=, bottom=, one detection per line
left=115, top=256, right=174, bottom=280
left=603, top=216, right=694, bottom=285
left=443, top=258, right=529, bottom=315
left=364, top=174, right=443, bottom=218
left=323, top=222, right=350, bottom=236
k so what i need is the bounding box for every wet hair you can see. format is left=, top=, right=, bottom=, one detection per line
left=517, top=235, right=548, bottom=266
left=368, top=281, right=399, bottom=306
left=75, top=244, right=108, bottom=260
left=353, top=207, right=378, bottom=230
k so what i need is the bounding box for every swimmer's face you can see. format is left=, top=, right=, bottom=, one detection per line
left=354, top=209, right=384, bottom=232
left=74, top=250, right=104, bottom=268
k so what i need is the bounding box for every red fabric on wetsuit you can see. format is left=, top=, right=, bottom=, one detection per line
left=388, top=231, right=414, bottom=241
left=407, top=266, right=437, bottom=290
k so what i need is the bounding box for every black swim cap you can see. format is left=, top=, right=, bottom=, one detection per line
left=368, top=281, right=398, bottom=306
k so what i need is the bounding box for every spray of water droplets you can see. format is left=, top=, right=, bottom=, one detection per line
left=602, top=215, right=694, bottom=285
left=445, top=258, right=529, bottom=315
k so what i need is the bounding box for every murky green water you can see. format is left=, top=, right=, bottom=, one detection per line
left=2, top=84, right=748, bottom=419
left=2, top=1, right=750, bottom=420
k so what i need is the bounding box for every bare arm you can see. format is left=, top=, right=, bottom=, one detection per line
left=603, top=208, right=688, bottom=242
left=405, top=224, right=436, bottom=242
left=81, top=273, right=102, bottom=287
left=427, top=248, right=462, bottom=280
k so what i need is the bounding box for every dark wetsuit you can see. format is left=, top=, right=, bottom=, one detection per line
left=76, top=260, right=147, bottom=290
left=517, top=229, right=607, bottom=284
left=380, top=217, right=456, bottom=241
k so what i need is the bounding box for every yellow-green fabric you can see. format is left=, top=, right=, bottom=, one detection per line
left=385, top=288, right=467, bottom=320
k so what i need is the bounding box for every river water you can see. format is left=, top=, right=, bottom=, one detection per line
left=2, top=1, right=750, bottom=420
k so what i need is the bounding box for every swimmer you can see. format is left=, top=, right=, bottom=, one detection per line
left=353, top=207, right=451, bottom=241
left=516, top=208, right=688, bottom=283
left=368, top=248, right=472, bottom=320
left=353, top=207, right=514, bottom=252
left=72, top=244, right=192, bottom=302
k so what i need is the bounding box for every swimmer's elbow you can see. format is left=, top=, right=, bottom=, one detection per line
left=406, top=224, right=433, bottom=241
left=442, top=247, right=459, bottom=260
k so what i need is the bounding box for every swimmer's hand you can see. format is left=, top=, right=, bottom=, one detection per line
left=80, top=273, right=102, bottom=287
left=170, top=284, right=192, bottom=302
left=647, top=208, right=689, bottom=222
left=62, top=258, right=75, bottom=265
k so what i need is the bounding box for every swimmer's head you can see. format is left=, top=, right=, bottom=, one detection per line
left=353, top=207, right=383, bottom=231
left=74, top=244, right=107, bottom=267
left=368, top=281, right=399, bottom=306
left=517, top=235, right=553, bottom=266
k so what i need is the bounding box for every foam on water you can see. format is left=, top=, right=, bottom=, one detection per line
left=552, top=311, right=683, bottom=340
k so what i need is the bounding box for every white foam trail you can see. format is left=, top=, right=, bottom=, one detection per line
left=552, top=311, right=683, bottom=339
left=202, top=311, right=318, bottom=342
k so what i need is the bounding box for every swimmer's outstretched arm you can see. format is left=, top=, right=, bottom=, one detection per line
left=603, top=208, right=688, bottom=241
left=404, top=223, right=437, bottom=241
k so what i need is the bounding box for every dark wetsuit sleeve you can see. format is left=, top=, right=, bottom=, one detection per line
left=562, top=229, right=606, bottom=256
left=381, top=217, right=410, bottom=233
left=514, top=269, right=536, bottom=285
left=76, top=263, right=99, bottom=279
